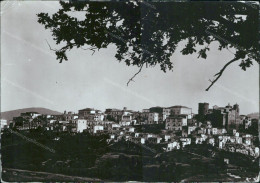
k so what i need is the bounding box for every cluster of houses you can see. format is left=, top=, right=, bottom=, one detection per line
left=0, top=104, right=258, bottom=158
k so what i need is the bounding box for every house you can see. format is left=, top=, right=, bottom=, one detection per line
left=76, top=119, right=87, bottom=133
left=229, top=137, right=236, bottom=143
left=148, top=112, right=159, bottom=124
left=195, top=136, right=204, bottom=144
left=131, top=137, right=146, bottom=144
left=236, top=148, right=249, bottom=155
left=105, top=107, right=134, bottom=122
left=63, top=111, right=78, bottom=122
left=126, top=127, right=135, bottom=132
left=254, top=147, right=259, bottom=157
left=243, top=137, right=252, bottom=146
left=78, top=108, right=104, bottom=122
left=108, top=123, right=121, bottom=131
left=21, top=112, right=41, bottom=119
left=235, top=136, right=243, bottom=144
left=167, top=105, right=192, bottom=119
left=208, top=137, right=215, bottom=146
left=0, top=119, right=8, bottom=129
left=119, top=121, right=131, bottom=126
left=180, top=138, right=191, bottom=147
left=240, top=115, right=251, bottom=129
left=93, top=125, right=104, bottom=134
left=188, top=126, right=196, bottom=135
left=142, top=133, right=154, bottom=139
left=110, top=134, right=115, bottom=139
left=219, top=141, right=225, bottom=149
left=148, top=137, right=162, bottom=144
left=165, top=115, right=188, bottom=131
left=164, top=135, right=171, bottom=142
left=142, top=109, right=150, bottom=113
left=149, top=106, right=170, bottom=122
left=197, top=127, right=206, bottom=135
left=212, top=128, right=218, bottom=135
left=122, top=114, right=132, bottom=122
left=206, top=128, right=212, bottom=135
left=182, top=127, right=188, bottom=137
left=165, top=141, right=180, bottom=151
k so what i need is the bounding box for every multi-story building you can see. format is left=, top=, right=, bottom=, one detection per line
left=63, top=111, right=78, bottom=122
left=197, top=102, right=209, bottom=121
left=21, top=112, right=41, bottom=119
left=167, top=106, right=192, bottom=119
left=207, top=103, right=241, bottom=131
left=79, top=108, right=95, bottom=117
left=78, top=108, right=104, bottom=121
left=165, top=115, right=188, bottom=131
left=105, top=108, right=124, bottom=122
left=240, top=115, right=251, bottom=129
left=148, top=112, right=159, bottom=124
left=76, top=119, right=87, bottom=133
left=149, top=106, right=172, bottom=122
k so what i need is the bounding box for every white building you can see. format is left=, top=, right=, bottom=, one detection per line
left=76, top=119, right=87, bottom=133
left=0, top=119, right=8, bottom=129
left=119, top=121, right=131, bottom=126
left=165, top=141, right=180, bottom=151
left=93, top=125, right=104, bottom=134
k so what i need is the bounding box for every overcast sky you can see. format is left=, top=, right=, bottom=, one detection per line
left=1, top=1, right=259, bottom=115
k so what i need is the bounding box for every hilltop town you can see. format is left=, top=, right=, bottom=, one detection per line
left=1, top=103, right=259, bottom=157
left=1, top=103, right=259, bottom=181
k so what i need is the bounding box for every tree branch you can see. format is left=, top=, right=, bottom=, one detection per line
left=80, top=46, right=97, bottom=55
left=45, top=39, right=57, bottom=51
left=127, top=64, right=144, bottom=86
left=205, top=57, right=239, bottom=91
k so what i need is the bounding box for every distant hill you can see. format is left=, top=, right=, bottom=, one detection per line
left=247, top=112, right=259, bottom=120
left=0, top=107, right=62, bottom=121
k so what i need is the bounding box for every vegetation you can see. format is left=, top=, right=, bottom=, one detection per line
left=2, top=129, right=259, bottom=181
left=37, top=1, right=259, bottom=90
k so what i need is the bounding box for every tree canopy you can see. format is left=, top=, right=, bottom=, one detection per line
left=37, top=0, right=259, bottom=90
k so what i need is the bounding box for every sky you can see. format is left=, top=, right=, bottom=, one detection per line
left=1, top=1, right=259, bottom=115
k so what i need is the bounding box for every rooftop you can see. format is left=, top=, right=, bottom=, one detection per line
left=167, top=105, right=191, bottom=109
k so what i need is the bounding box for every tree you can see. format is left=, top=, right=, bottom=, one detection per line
left=37, top=0, right=259, bottom=90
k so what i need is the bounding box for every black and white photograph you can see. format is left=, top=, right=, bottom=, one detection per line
left=0, top=0, right=259, bottom=182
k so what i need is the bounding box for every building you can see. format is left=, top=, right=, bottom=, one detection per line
left=165, top=115, right=188, bottom=131
left=148, top=112, right=159, bottom=124
left=240, top=115, right=251, bottom=129
left=197, top=102, right=209, bottom=121
left=0, top=119, right=8, bottom=129
left=76, top=119, right=87, bottom=133
left=63, top=111, right=78, bottom=122
left=122, top=113, right=132, bottom=122
left=142, top=109, right=150, bottom=113
left=148, top=137, right=162, bottom=144
left=149, top=106, right=171, bottom=121
left=165, top=141, right=180, bottom=151
left=21, top=112, right=41, bottom=119
left=167, top=106, right=192, bottom=119
left=207, top=103, right=241, bottom=130
left=93, top=125, right=104, bottom=134
left=105, top=108, right=124, bottom=122
left=78, top=108, right=104, bottom=121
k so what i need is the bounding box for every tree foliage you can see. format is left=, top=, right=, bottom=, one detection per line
left=37, top=0, right=259, bottom=90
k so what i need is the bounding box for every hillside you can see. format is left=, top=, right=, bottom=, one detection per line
left=247, top=112, right=259, bottom=120
left=0, top=107, right=62, bottom=121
